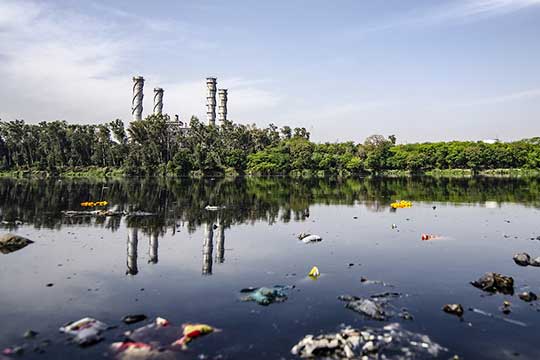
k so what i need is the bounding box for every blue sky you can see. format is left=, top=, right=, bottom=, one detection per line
left=0, top=0, right=539, bottom=143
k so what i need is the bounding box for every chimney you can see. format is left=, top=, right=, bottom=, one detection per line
left=153, top=87, right=164, bottom=116
left=206, top=77, right=217, bottom=126
left=131, top=76, right=144, bottom=121
left=218, top=89, right=228, bottom=123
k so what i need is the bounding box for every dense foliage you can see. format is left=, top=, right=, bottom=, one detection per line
left=0, top=116, right=538, bottom=176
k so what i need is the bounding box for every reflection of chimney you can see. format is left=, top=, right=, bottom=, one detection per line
left=132, top=76, right=144, bottom=121
left=218, top=89, right=228, bottom=123
left=202, top=223, right=213, bottom=275
left=148, top=232, right=158, bottom=264
left=215, top=222, right=225, bottom=264
left=127, top=228, right=139, bottom=275
left=153, top=87, right=164, bottom=115
left=206, top=77, right=217, bottom=126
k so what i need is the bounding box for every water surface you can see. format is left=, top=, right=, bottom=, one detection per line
left=1, top=177, right=540, bottom=359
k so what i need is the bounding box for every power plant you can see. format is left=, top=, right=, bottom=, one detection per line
left=130, top=75, right=229, bottom=127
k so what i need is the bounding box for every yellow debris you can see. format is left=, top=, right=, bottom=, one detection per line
left=308, top=266, right=320, bottom=279
left=390, top=200, right=412, bottom=209
left=80, top=201, right=108, bottom=207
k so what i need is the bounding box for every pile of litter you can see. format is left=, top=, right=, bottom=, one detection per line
left=60, top=317, right=109, bottom=346
left=240, top=285, right=293, bottom=305
left=0, top=233, right=33, bottom=254
left=111, top=317, right=216, bottom=359
left=390, top=200, right=412, bottom=209
left=513, top=253, right=540, bottom=267
left=308, top=266, right=321, bottom=279
left=291, top=323, right=447, bottom=359
left=470, top=272, right=514, bottom=295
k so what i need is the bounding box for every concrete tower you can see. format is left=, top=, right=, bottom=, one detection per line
left=153, top=87, right=164, bottom=116
left=132, top=76, right=144, bottom=121
left=218, top=89, right=228, bottom=123
left=206, top=77, right=217, bottom=126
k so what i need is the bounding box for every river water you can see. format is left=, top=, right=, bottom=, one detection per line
left=1, top=177, right=540, bottom=359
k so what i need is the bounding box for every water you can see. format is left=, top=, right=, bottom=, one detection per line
left=1, top=177, right=540, bottom=359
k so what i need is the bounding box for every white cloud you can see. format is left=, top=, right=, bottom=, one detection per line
left=455, top=88, right=540, bottom=107
left=0, top=0, right=277, bottom=125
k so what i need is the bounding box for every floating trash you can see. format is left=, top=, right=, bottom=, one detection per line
left=471, top=272, right=514, bottom=295
left=298, top=233, right=323, bottom=244
left=519, top=291, right=538, bottom=302
left=122, top=314, right=147, bottom=325
left=60, top=317, right=108, bottom=346
left=338, top=295, right=388, bottom=321
left=80, top=201, right=108, bottom=207
left=443, top=304, right=464, bottom=317
left=513, top=252, right=540, bottom=267
left=0, top=233, right=33, bottom=254
left=240, top=285, right=292, bottom=305
left=172, top=323, right=215, bottom=348
left=308, top=266, right=320, bottom=279
left=390, top=200, right=412, bottom=209
left=291, top=323, right=448, bottom=359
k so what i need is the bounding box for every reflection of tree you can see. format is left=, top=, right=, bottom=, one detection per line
left=0, top=177, right=540, bottom=233
left=148, top=232, right=158, bottom=264
left=215, top=219, right=225, bottom=264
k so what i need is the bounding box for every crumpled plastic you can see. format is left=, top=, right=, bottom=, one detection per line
left=291, top=323, right=448, bottom=359
left=298, top=233, right=323, bottom=243
left=338, top=295, right=388, bottom=321
left=59, top=317, right=108, bottom=346
left=0, top=233, right=34, bottom=254
left=308, top=266, right=320, bottom=279
left=240, top=285, right=292, bottom=305
left=172, top=324, right=214, bottom=348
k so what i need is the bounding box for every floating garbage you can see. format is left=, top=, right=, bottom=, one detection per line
left=0, top=233, right=34, bottom=254
left=240, top=285, right=292, bottom=305
left=338, top=295, right=388, bottom=321
left=60, top=317, right=108, bottom=346
left=122, top=314, right=147, bottom=325
left=513, top=252, right=540, bottom=267
left=500, top=300, right=512, bottom=314
left=360, top=277, right=393, bottom=287
left=172, top=323, right=215, bottom=348
left=205, top=205, right=224, bottom=211
left=421, top=234, right=440, bottom=241
left=297, top=233, right=323, bottom=244
left=308, top=266, right=320, bottom=279
left=62, top=210, right=124, bottom=217
left=80, top=201, right=108, bottom=207
left=390, top=200, right=412, bottom=209
left=291, top=323, right=448, bottom=359
left=519, top=291, right=538, bottom=302
left=443, top=304, right=464, bottom=317
left=471, top=272, right=514, bottom=295
left=112, top=317, right=217, bottom=358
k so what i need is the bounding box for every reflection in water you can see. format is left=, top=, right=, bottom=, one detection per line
left=149, top=232, right=158, bottom=264
left=127, top=227, right=139, bottom=275
left=202, top=223, right=214, bottom=275
left=215, top=220, right=225, bottom=264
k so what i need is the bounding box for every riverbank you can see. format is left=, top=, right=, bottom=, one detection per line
left=1, top=167, right=539, bottom=179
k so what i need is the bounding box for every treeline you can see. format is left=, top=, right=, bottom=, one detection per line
left=0, top=116, right=539, bottom=176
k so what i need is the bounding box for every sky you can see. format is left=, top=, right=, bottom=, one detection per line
left=0, top=0, right=539, bottom=143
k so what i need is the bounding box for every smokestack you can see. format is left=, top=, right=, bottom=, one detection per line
left=218, top=89, right=228, bottom=123
left=153, top=87, right=164, bottom=116
left=132, top=76, right=144, bottom=121
left=206, top=77, right=217, bottom=126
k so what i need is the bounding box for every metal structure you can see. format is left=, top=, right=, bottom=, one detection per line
left=132, top=76, right=144, bottom=121
left=153, top=87, right=164, bottom=116
left=206, top=77, right=217, bottom=125
left=218, top=89, right=228, bottom=123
